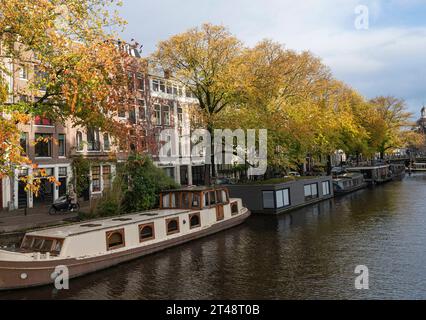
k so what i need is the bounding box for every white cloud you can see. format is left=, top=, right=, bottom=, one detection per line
left=119, top=0, right=426, bottom=116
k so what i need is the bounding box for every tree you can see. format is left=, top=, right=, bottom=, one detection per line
left=0, top=0, right=134, bottom=188
left=369, top=96, right=413, bottom=158
left=152, top=23, right=243, bottom=184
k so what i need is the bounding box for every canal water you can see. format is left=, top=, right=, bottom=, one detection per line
left=1, top=174, right=426, bottom=299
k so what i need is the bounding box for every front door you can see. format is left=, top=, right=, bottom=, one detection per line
left=215, top=204, right=224, bottom=221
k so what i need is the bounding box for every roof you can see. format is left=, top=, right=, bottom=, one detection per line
left=26, top=209, right=190, bottom=238
left=161, top=186, right=228, bottom=193
left=347, top=165, right=389, bottom=170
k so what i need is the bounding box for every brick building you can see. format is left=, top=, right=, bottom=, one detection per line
left=1, top=41, right=204, bottom=211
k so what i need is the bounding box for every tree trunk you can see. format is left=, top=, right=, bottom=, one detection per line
left=326, top=154, right=332, bottom=176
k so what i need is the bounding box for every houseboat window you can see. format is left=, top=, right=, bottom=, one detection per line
left=182, top=192, right=191, bottom=208
left=216, top=189, right=228, bottom=204
left=106, top=229, right=125, bottom=250
left=162, top=193, right=171, bottom=208
left=33, top=238, right=44, bottom=250
left=41, top=239, right=54, bottom=252
left=304, top=183, right=318, bottom=200
left=209, top=191, right=216, bottom=206
left=171, top=193, right=177, bottom=208
left=21, top=236, right=34, bottom=249
left=139, top=223, right=155, bottom=242
left=192, top=193, right=200, bottom=208
left=322, top=181, right=331, bottom=196
left=21, top=236, right=63, bottom=254
left=52, top=241, right=62, bottom=254
left=189, top=213, right=201, bottom=229
left=204, top=193, right=209, bottom=207
left=262, top=191, right=275, bottom=209
left=166, top=218, right=180, bottom=235
left=231, top=202, right=239, bottom=215
left=276, top=189, right=290, bottom=208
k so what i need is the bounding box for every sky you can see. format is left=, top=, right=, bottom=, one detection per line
left=117, top=0, right=426, bottom=119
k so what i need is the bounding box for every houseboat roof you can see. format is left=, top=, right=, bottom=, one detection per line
left=335, top=172, right=364, bottom=179
left=26, top=209, right=191, bottom=239
left=347, top=165, right=389, bottom=170
left=162, top=186, right=227, bottom=193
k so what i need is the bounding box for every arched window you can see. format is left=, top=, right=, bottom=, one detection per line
left=189, top=213, right=201, bottom=229
left=106, top=229, right=125, bottom=250
left=139, top=223, right=155, bottom=242
left=166, top=218, right=179, bottom=235
left=76, top=131, right=83, bottom=151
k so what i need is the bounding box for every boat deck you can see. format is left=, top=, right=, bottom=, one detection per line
left=26, top=209, right=191, bottom=238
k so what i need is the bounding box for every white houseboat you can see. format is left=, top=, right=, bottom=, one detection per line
left=0, top=187, right=250, bottom=290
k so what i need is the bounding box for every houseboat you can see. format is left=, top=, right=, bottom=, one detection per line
left=346, top=165, right=392, bottom=185
left=226, top=176, right=334, bottom=215
left=332, top=172, right=367, bottom=195
left=411, top=163, right=426, bottom=172
left=0, top=187, right=250, bottom=290
left=389, top=163, right=406, bottom=180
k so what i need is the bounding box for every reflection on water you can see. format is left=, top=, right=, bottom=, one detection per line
left=2, top=174, right=426, bottom=299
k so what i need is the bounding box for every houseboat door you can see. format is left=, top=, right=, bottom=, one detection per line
left=216, top=204, right=224, bottom=221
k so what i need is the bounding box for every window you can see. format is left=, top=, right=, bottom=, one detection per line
left=152, top=79, right=159, bottom=91
left=103, top=165, right=111, bottom=190
left=129, top=107, right=136, bottom=124
left=137, top=73, right=144, bottom=91
left=181, top=192, right=190, bottom=209
left=35, top=133, right=52, bottom=157
left=87, top=128, right=100, bottom=151
left=159, top=80, right=165, bottom=92
left=262, top=191, right=274, bottom=209
left=166, top=83, right=173, bottom=94
left=177, top=107, right=183, bottom=127
left=163, top=106, right=170, bottom=126
left=304, top=183, right=318, bottom=200
left=20, top=132, right=28, bottom=155
left=192, top=193, right=200, bottom=208
left=276, top=189, right=290, bottom=208
left=138, top=100, right=146, bottom=119
left=166, top=218, right=179, bottom=235
left=103, top=133, right=110, bottom=151
left=216, top=189, right=228, bottom=204
left=76, top=131, right=83, bottom=151
left=92, top=166, right=101, bottom=192
left=322, top=181, right=331, bottom=196
left=58, top=167, right=67, bottom=177
left=34, top=115, right=53, bottom=126
left=20, top=236, right=63, bottom=255
left=118, top=107, right=126, bottom=118
left=189, top=213, right=201, bottom=229
left=231, top=201, right=239, bottom=215
left=139, top=223, right=155, bottom=242
left=58, top=134, right=66, bottom=157
left=19, top=65, right=28, bottom=79
left=209, top=190, right=216, bottom=206
left=106, top=229, right=125, bottom=250
left=154, top=104, right=161, bottom=125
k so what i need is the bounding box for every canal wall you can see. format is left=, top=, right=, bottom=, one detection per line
left=227, top=176, right=334, bottom=214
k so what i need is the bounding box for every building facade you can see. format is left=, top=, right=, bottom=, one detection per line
left=1, top=42, right=204, bottom=211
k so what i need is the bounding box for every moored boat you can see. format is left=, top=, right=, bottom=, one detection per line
left=411, top=162, right=426, bottom=172
left=346, top=165, right=392, bottom=185
left=0, top=186, right=250, bottom=290
left=332, top=172, right=367, bottom=195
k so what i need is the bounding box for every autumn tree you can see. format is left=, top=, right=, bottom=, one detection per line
left=368, top=96, right=413, bottom=159
left=0, top=0, right=135, bottom=185
left=152, top=23, right=243, bottom=184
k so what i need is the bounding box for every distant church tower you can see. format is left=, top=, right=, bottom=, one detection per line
left=422, top=106, right=426, bottom=119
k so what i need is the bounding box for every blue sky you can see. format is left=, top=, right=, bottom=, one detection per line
left=117, top=0, right=426, bottom=118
